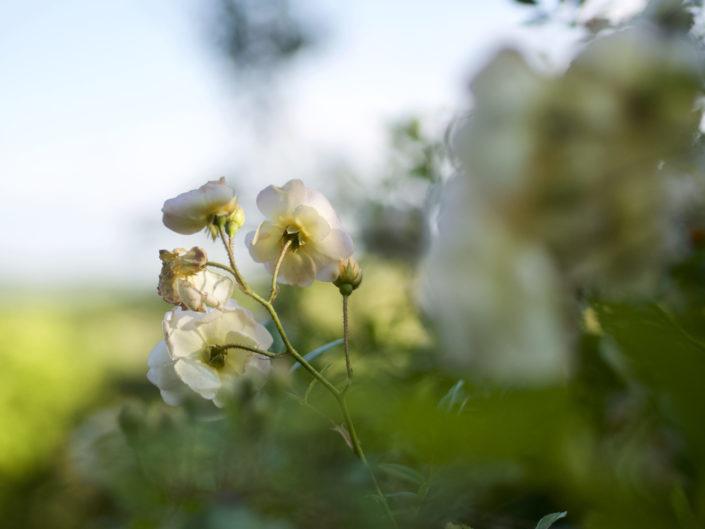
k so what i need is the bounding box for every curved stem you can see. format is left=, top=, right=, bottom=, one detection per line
left=221, top=343, right=283, bottom=359
left=338, top=395, right=397, bottom=526
left=218, top=225, right=249, bottom=290
left=215, top=230, right=396, bottom=526
left=269, top=240, right=292, bottom=303
left=206, top=261, right=235, bottom=275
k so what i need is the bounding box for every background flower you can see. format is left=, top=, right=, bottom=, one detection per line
left=246, top=179, right=354, bottom=286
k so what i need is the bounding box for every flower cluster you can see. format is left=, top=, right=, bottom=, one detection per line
left=149, top=178, right=356, bottom=406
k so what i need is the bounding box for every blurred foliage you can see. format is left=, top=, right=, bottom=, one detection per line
left=360, top=117, right=447, bottom=264
left=210, top=0, right=317, bottom=78
left=5, top=245, right=705, bottom=528
left=5, top=2, right=705, bottom=528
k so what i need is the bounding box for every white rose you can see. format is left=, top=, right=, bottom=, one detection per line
left=148, top=301, right=274, bottom=407
left=162, top=177, right=242, bottom=236
left=246, top=179, right=354, bottom=286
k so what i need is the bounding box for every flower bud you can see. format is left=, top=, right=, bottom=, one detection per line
left=333, top=257, right=363, bottom=296
left=225, top=202, right=246, bottom=237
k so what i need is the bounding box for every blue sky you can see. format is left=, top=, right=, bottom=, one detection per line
left=0, top=0, right=585, bottom=287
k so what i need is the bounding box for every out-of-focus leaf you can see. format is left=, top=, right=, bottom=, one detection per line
left=535, top=511, right=567, bottom=529
left=593, top=302, right=705, bottom=459
left=438, top=380, right=465, bottom=412
left=384, top=491, right=417, bottom=499
left=290, top=338, right=343, bottom=372
left=378, top=463, right=425, bottom=486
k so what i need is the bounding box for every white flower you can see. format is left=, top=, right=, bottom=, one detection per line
left=158, top=247, right=234, bottom=312
left=162, top=177, right=243, bottom=237
left=458, top=27, right=702, bottom=295
left=246, top=179, right=354, bottom=286
left=423, top=179, right=572, bottom=385
left=147, top=302, right=274, bottom=407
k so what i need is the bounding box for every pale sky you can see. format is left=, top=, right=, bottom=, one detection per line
left=0, top=0, right=587, bottom=288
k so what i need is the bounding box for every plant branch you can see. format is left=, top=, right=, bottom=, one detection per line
left=214, top=228, right=396, bottom=527
left=342, top=294, right=353, bottom=384
left=269, top=239, right=292, bottom=303
left=221, top=343, right=283, bottom=359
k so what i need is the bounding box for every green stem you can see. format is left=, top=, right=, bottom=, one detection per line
left=206, top=261, right=235, bottom=275
left=269, top=240, right=292, bottom=303
left=342, top=294, right=353, bottom=384
left=215, top=230, right=396, bottom=526
left=221, top=343, right=282, bottom=359
left=218, top=225, right=248, bottom=290
left=338, top=395, right=397, bottom=526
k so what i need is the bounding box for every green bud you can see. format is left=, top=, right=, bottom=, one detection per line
left=226, top=203, right=246, bottom=237
left=333, top=257, right=363, bottom=296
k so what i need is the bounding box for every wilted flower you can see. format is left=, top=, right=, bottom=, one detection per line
left=148, top=301, right=274, bottom=407
left=246, top=179, right=354, bottom=286
left=162, top=177, right=245, bottom=239
left=158, top=247, right=234, bottom=312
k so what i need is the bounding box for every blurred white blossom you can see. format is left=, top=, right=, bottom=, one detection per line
left=148, top=302, right=273, bottom=407
left=425, top=22, right=703, bottom=384
left=246, top=179, right=353, bottom=286
left=459, top=27, right=702, bottom=294
left=425, top=180, right=572, bottom=385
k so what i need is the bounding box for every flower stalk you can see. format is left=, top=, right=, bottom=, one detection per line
left=215, top=229, right=396, bottom=527
left=269, top=239, right=292, bottom=303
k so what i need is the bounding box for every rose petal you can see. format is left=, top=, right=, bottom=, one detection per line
left=278, top=250, right=317, bottom=286
left=247, top=221, right=284, bottom=264
left=256, top=179, right=308, bottom=221
left=174, top=358, right=221, bottom=399
left=303, top=187, right=341, bottom=228
left=293, top=205, right=331, bottom=242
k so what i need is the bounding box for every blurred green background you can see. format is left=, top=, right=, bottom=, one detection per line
left=4, top=1, right=705, bottom=528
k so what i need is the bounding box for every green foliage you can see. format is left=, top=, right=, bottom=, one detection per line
left=535, top=511, right=567, bottom=529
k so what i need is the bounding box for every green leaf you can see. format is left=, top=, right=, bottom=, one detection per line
left=535, top=511, right=567, bottom=529
left=438, top=380, right=465, bottom=412
left=593, top=302, right=705, bottom=453
left=290, top=339, right=343, bottom=372
left=378, top=463, right=425, bottom=486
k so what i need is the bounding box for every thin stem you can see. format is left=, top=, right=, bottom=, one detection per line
left=342, top=294, right=353, bottom=383
left=269, top=239, right=292, bottom=303
left=214, top=229, right=396, bottom=526
left=218, top=225, right=249, bottom=290
left=206, top=261, right=235, bottom=275
left=338, top=395, right=397, bottom=527
left=221, top=343, right=283, bottom=359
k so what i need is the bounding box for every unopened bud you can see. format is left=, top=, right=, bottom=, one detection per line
left=225, top=202, right=246, bottom=237
left=333, top=257, right=362, bottom=296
